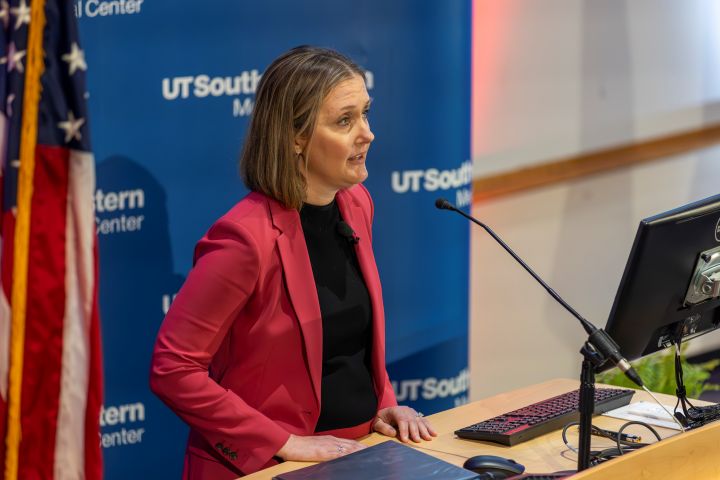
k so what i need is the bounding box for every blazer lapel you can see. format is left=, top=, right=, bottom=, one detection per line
left=336, top=190, right=388, bottom=396
left=268, top=198, right=323, bottom=411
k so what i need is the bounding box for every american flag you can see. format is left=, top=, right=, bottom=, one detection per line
left=0, top=0, right=103, bottom=479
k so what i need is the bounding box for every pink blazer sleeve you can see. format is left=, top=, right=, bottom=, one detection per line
left=149, top=219, right=290, bottom=474
left=378, top=372, right=398, bottom=410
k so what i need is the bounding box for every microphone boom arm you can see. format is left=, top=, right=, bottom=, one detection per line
left=435, top=197, right=646, bottom=472
left=435, top=198, right=596, bottom=334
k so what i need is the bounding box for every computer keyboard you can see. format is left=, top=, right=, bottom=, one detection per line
left=455, top=387, right=635, bottom=446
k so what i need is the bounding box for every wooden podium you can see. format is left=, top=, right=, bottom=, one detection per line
left=243, top=378, right=720, bottom=479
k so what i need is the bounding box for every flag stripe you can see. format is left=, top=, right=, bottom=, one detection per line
left=0, top=212, right=16, bottom=469
left=84, top=264, right=103, bottom=480
left=0, top=113, right=10, bottom=405
left=55, top=149, right=95, bottom=480
left=0, top=289, right=8, bottom=400
left=19, top=145, right=69, bottom=480
left=0, top=217, right=11, bottom=402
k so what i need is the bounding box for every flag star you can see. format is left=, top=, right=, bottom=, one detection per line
left=10, top=0, right=30, bottom=30
left=0, top=1, right=9, bottom=29
left=6, top=43, right=26, bottom=73
left=61, top=42, right=87, bottom=75
left=10, top=159, right=19, bottom=168
left=58, top=111, right=85, bottom=143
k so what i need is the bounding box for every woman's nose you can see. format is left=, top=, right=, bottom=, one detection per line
left=358, top=121, right=374, bottom=143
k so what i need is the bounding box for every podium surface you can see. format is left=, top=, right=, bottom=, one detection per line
left=243, top=378, right=720, bottom=479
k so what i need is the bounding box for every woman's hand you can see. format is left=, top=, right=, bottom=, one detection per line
left=276, top=434, right=366, bottom=462
left=373, top=406, right=437, bottom=443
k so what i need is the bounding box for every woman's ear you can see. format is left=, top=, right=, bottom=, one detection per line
left=294, top=135, right=307, bottom=155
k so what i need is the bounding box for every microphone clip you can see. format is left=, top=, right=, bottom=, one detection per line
left=336, top=220, right=360, bottom=245
left=579, top=342, right=606, bottom=368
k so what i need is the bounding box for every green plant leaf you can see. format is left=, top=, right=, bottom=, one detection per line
left=596, top=345, right=720, bottom=397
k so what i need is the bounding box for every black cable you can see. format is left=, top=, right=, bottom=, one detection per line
left=590, top=425, right=641, bottom=443
left=672, top=339, right=720, bottom=425
left=591, top=444, right=645, bottom=463
left=561, top=422, right=642, bottom=451
left=562, top=420, right=661, bottom=464
left=561, top=422, right=579, bottom=453
left=674, top=340, right=697, bottom=416
left=615, top=421, right=661, bottom=455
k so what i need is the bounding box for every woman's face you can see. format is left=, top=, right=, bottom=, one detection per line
left=299, top=74, right=374, bottom=205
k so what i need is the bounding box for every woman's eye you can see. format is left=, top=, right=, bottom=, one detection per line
left=362, top=109, right=370, bottom=119
left=338, top=117, right=350, bottom=126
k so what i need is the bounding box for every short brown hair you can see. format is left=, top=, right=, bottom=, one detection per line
left=240, top=46, right=365, bottom=210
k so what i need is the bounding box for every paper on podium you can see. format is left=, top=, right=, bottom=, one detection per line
left=272, top=441, right=479, bottom=480
left=602, top=401, right=683, bottom=430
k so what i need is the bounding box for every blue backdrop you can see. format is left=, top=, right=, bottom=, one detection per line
left=79, top=1, right=471, bottom=477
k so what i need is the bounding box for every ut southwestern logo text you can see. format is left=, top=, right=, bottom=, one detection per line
left=162, top=71, right=374, bottom=118
left=392, top=369, right=469, bottom=407
left=162, top=71, right=262, bottom=101
left=391, top=161, right=472, bottom=207
left=100, top=402, right=146, bottom=448
left=162, top=71, right=261, bottom=118
left=95, top=188, right=146, bottom=235
left=74, top=0, right=144, bottom=18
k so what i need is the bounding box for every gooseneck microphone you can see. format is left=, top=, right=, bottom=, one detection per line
left=434, top=197, right=644, bottom=388
left=336, top=220, right=360, bottom=245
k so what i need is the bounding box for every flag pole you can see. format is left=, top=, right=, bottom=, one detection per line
left=4, top=0, right=47, bottom=477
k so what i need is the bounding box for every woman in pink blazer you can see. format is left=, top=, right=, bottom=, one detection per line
left=150, top=47, right=435, bottom=479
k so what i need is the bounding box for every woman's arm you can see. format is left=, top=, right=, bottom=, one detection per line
left=149, top=219, right=290, bottom=473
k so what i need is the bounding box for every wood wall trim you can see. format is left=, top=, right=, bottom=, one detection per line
left=473, top=123, right=720, bottom=203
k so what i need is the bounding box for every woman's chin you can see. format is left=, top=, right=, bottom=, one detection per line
left=345, top=165, right=368, bottom=186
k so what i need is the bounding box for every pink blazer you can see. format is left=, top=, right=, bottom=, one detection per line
left=150, top=184, right=397, bottom=478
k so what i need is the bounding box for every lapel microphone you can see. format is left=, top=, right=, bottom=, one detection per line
left=337, top=220, right=360, bottom=245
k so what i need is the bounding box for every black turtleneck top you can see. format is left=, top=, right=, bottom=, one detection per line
left=299, top=200, right=377, bottom=431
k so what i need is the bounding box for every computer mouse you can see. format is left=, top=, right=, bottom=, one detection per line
left=462, top=455, right=525, bottom=478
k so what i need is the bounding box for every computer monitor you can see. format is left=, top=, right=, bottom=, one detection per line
left=604, top=193, right=720, bottom=364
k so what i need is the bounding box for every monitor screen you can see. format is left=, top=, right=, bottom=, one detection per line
left=604, top=193, right=720, bottom=363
